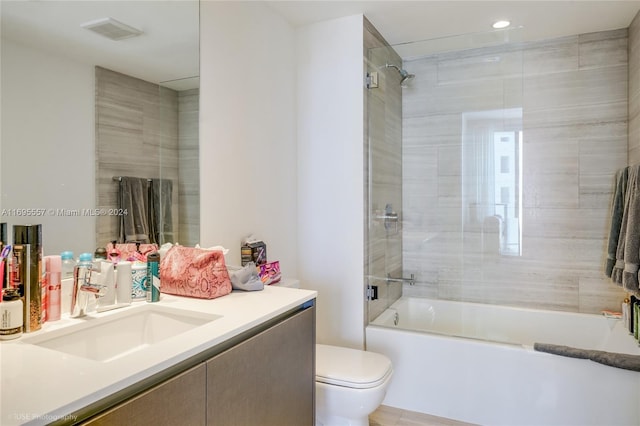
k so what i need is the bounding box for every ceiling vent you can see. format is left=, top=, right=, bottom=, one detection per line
left=81, top=17, right=143, bottom=41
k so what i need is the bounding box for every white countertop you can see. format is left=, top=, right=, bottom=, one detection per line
left=0, top=284, right=316, bottom=426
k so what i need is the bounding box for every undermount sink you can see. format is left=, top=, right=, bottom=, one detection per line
left=22, top=304, right=221, bottom=362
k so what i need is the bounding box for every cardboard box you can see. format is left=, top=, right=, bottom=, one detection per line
left=241, top=241, right=267, bottom=266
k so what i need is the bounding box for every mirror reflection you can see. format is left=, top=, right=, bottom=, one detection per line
left=0, top=1, right=200, bottom=256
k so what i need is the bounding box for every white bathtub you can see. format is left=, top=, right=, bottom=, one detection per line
left=366, top=297, right=640, bottom=426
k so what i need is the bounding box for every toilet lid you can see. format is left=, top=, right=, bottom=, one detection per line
left=316, top=344, right=393, bottom=389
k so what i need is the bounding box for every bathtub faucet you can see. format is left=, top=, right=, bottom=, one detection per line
left=388, top=308, right=400, bottom=326
left=386, top=273, right=415, bottom=286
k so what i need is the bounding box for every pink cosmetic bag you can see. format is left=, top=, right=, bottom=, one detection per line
left=258, top=261, right=281, bottom=285
left=160, top=246, right=232, bottom=299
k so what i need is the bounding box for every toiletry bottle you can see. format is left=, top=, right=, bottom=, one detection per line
left=633, top=300, right=640, bottom=340
left=0, top=288, right=23, bottom=340
left=632, top=295, right=637, bottom=334
left=13, top=224, right=42, bottom=333
left=0, top=222, right=6, bottom=288
left=94, top=247, right=107, bottom=263
left=71, top=253, right=93, bottom=318
left=11, top=245, right=22, bottom=288
left=41, top=256, right=48, bottom=324
left=61, top=251, right=75, bottom=280
left=47, top=255, right=61, bottom=321
left=623, top=297, right=630, bottom=329
left=0, top=244, right=10, bottom=292
left=92, top=247, right=108, bottom=282
left=115, top=261, right=132, bottom=305
left=146, top=252, right=160, bottom=303
left=97, top=262, right=116, bottom=308
left=131, top=262, right=147, bottom=300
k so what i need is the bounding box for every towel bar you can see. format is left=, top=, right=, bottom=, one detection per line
left=112, top=176, right=152, bottom=182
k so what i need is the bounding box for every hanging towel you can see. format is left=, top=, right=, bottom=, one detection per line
left=149, top=178, right=173, bottom=245
left=612, top=165, right=640, bottom=291
left=612, top=166, right=634, bottom=284
left=118, top=177, right=151, bottom=243
left=605, top=167, right=628, bottom=277
left=622, top=165, right=640, bottom=292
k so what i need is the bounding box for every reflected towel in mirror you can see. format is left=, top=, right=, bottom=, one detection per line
left=118, top=177, right=151, bottom=243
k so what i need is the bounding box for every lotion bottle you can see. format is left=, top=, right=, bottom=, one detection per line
left=0, top=288, right=23, bottom=340
left=61, top=251, right=75, bottom=280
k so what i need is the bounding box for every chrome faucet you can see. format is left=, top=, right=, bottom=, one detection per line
left=386, top=273, right=415, bottom=286
left=70, top=263, right=108, bottom=318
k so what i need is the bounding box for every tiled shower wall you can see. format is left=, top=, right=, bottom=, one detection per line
left=402, top=29, right=629, bottom=314
left=364, top=18, right=403, bottom=322
left=178, top=89, right=200, bottom=246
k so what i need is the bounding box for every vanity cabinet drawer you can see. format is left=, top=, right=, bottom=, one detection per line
left=82, top=363, right=206, bottom=425
left=206, top=306, right=315, bottom=426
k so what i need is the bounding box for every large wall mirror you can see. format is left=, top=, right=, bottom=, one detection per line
left=0, top=1, right=200, bottom=256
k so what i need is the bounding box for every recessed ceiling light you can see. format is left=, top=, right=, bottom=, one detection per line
left=492, top=20, right=511, bottom=29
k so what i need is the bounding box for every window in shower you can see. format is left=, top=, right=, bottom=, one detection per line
left=462, top=108, right=523, bottom=256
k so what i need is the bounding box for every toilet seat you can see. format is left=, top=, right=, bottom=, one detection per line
left=316, top=344, right=393, bottom=389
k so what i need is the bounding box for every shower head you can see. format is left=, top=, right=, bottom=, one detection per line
left=385, top=63, right=415, bottom=86
left=400, top=72, right=415, bottom=85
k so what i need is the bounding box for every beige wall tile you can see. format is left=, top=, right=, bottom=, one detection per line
left=401, top=29, right=628, bottom=314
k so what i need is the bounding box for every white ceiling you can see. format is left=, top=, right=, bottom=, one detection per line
left=1, top=0, right=200, bottom=90
left=2, top=1, right=640, bottom=88
left=268, top=1, right=640, bottom=50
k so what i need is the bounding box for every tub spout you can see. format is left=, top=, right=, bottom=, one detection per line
left=386, top=273, right=415, bottom=286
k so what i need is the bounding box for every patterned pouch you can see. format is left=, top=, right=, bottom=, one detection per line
left=160, top=245, right=232, bottom=299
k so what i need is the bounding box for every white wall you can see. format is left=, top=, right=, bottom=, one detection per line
left=200, top=5, right=366, bottom=348
left=296, top=15, right=365, bottom=349
left=1, top=39, right=95, bottom=256
left=199, top=1, right=298, bottom=276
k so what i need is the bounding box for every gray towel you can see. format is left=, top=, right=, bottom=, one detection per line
left=119, top=177, right=150, bottom=243
left=622, top=165, right=640, bottom=292
left=229, top=262, right=264, bottom=291
left=149, top=179, right=173, bottom=245
left=605, top=167, right=628, bottom=277
left=612, top=165, right=637, bottom=287
left=534, top=342, right=640, bottom=372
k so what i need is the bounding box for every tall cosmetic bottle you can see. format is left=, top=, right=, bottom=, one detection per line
left=146, top=252, right=160, bottom=303
left=0, top=222, right=7, bottom=289
left=13, top=224, right=42, bottom=332
left=46, top=255, right=62, bottom=321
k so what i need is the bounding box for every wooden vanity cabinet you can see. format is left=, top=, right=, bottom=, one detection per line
left=81, top=304, right=315, bottom=426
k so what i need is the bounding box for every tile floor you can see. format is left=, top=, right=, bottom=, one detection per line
left=369, top=405, right=477, bottom=426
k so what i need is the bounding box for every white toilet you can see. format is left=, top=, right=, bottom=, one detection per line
left=315, top=343, right=393, bottom=426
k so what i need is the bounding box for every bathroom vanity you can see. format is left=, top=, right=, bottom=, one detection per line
left=0, top=286, right=317, bottom=426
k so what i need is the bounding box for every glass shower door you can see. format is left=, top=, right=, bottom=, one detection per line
left=365, top=43, right=404, bottom=324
